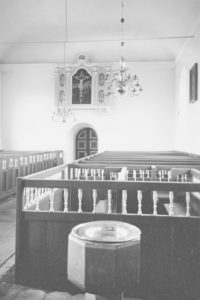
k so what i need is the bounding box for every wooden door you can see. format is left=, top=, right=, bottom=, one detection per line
left=76, top=128, right=98, bottom=159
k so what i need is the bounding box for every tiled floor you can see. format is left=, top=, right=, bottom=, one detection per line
left=0, top=196, right=140, bottom=300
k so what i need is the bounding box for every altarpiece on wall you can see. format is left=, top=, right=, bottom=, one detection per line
left=55, top=54, right=109, bottom=111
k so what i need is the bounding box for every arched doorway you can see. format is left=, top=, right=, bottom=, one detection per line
left=76, top=127, right=98, bottom=159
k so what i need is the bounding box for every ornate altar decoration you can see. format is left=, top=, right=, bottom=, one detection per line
left=53, top=54, right=109, bottom=122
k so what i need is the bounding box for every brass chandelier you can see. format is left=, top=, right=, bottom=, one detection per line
left=106, top=0, right=143, bottom=96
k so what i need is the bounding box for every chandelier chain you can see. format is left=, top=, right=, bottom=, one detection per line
left=105, top=0, right=143, bottom=96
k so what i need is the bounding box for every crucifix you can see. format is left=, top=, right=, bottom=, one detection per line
left=74, top=70, right=90, bottom=103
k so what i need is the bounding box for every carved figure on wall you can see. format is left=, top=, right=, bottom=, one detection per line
left=72, top=68, right=92, bottom=104
left=59, top=73, right=65, bottom=87
left=98, top=72, right=105, bottom=86
left=59, top=90, right=65, bottom=103
left=99, top=89, right=105, bottom=103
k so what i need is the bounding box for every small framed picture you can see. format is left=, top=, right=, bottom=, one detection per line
left=189, top=63, right=198, bottom=103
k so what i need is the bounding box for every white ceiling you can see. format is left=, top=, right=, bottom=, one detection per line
left=0, top=0, right=199, bottom=64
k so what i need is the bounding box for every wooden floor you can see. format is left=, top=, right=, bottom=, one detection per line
left=0, top=196, right=140, bottom=300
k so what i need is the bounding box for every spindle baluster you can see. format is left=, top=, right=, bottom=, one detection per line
left=137, top=190, right=142, bottom=215
left=85, top=169, right=89, bottom=180
left=94, top=169, right=97, bottom=180
left=75, top=168, right=78, bottom=179
left=78, top=188, right=82, bottom=213
left=92, top=189, right=97, bottom=213
left=83, top=169, right=86, bottom=179
left=24, top=188, right=28, bottom=209
left=49, top=189, right=55, bottom=212
left=169, top=191, right=174, bottom=216
left=186, top=192, right=191, bottom=217
left=122, top=190, right=127, bottom=214
left=108, top=190, right=112, bottom=214
left=30, top=188, right=34, bottom=204
left=142, top=170, right=144, bottom=181
left=168, top=170, right=172, bottom=182
left=34, top=189, right=38, bottom=206
left=35, top=189, right=40, bottom=211
left=64, top=189, right=69, bottom=212
left=133, top=170, right=136, bottom=181
left=78, top=169, right=81, bottom=180
left=101, top=169, right=104, bottom=180
left=70, top=168, right=73, bottom=179
left=153, top=191, right=158, bottom=216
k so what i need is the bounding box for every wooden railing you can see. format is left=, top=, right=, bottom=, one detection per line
left=68, top=163, right=192, bottom=182
left=21, top=179, right=200, bottom=216
left=15, top=163, right=200, bottom=299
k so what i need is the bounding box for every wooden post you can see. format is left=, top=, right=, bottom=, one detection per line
left=15, top=177, right=24, bottom=283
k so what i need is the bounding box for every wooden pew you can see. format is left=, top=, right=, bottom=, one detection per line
left=0, top=150, right=63, bottom=201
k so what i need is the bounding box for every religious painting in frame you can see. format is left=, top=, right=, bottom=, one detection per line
left=72, top=68, right=92, bottom=104
left=189, top=63, right=198, bottom=103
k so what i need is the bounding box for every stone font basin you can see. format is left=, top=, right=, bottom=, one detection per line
left=71, top=220, right=140, bottom=243
left=67, top=220, right=141, bottom=295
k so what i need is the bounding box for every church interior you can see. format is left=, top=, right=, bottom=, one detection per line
left=0, top=0, right=200, bottom=299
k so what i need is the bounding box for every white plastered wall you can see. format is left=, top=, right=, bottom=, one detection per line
left=1, top=61, right=175, bottom=161
left=175, top=18, right=200, bottom=154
